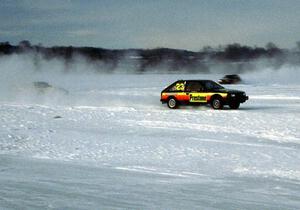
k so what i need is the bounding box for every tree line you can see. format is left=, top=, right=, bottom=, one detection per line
left=1, top=40, right=299, bottom=73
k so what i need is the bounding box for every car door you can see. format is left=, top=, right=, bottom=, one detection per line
left=185, top=81, right=207, bottom=103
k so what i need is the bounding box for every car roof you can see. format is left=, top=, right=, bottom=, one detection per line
left=176, top=80, right=214, bottom=82
left=225, top=74, right=240, bottom=78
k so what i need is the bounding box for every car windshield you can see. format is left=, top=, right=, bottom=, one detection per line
left=204, top=81, right=224, bottom=90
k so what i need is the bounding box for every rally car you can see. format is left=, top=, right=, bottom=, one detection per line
left=160, top=80, right=248, bottom=109
left=33, top=81, right=69, bottom=95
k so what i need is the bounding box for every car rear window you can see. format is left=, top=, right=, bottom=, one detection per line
left=167, top=82, right=185, bottom=92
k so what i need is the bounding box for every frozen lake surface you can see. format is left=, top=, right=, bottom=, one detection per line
left=0, top=73, right=300, bottom=209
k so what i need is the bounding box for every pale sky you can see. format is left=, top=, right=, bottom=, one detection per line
left=1, top=0, right=300, bottom=50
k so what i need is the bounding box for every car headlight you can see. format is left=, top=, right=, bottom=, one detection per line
left=231, top=93, right=235, bottom=97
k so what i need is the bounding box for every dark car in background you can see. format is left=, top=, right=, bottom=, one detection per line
left=218, top=74, right=242, bottom=84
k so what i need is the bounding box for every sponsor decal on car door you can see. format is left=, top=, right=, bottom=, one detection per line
left=189, top=93, right=207, bottom=102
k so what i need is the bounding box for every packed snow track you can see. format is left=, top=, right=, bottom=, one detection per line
left=0, top=74, right=300, bottom=209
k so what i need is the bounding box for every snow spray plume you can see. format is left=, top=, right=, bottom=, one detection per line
left=0, top=49, right=299, bottom=106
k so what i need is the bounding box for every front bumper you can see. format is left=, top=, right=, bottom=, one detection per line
left=227, top=94, right=249, bottom=104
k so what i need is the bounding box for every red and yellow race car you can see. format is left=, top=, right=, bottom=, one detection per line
left=160, top=80, right=248, bottom=109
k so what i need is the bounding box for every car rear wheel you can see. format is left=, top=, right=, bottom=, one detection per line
left=229, top=102, right=240, bottom=109
left=211, top=97, right=223, bottom=109
left=167, top=98, right=178, bottom=109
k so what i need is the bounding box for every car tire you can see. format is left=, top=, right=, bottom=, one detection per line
left=229, top=102, right=240, bottom=109
left=211, top=96, right=223, bottom=109
left=167, top=97, right=178, bottom=109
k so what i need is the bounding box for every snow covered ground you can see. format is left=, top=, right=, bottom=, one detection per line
left=0, top=71, right=300, bottom=209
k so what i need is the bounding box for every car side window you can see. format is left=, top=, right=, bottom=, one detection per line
left=185, top=81, right=204, bottom=92
left=204, top=81, right=223, bottom=90
left=204, top=81, right=213, bottom=90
